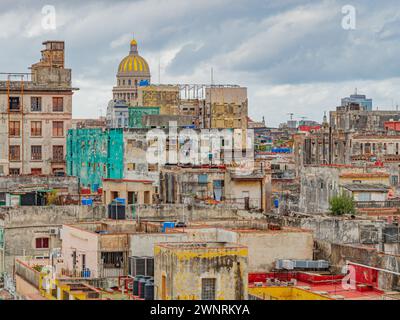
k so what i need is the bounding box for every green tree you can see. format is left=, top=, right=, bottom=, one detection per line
left=329, top=193, right=356, bottom=216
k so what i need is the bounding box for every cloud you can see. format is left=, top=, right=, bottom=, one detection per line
left=0, top=0, right=400, bottom=126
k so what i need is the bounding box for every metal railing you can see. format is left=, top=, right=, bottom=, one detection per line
left=355, top=200, right=400, bottom=208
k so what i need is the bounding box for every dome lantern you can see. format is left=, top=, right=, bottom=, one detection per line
left=130, top=39, right=138, bottom=54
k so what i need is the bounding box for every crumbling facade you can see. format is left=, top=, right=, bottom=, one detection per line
left=0, top=41, right=76, bottom=176
left=154, top=242, right=248, bottom=300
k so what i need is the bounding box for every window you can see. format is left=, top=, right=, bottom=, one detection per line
left=31, top=97, right=42, bottom=111
left=127, top=163, right=136, bottom=171
left=201, top=278, right=216, bottom=300
left=52, top=121, right=64, bottom=137
left=52, top=97, right=63, bottom=112
left=31, top=145, right=42, bottom=161
left=9, top=168, right=20, bottom=175
left=111, top=191, right=119, bottom=200
left=53, top=145, right=64, bottom=161
left=101, top=252, right=123, bottom=268
left=9, top=146, right=20, bottom=161
left=35, top=237, right=49, bottom=249
left=31, top=168, right=42, bottom=175
left=144, top=191, right=150, bottom=204
left=9, top=97, right=20, bottom=111
left=128, top=192, right=138, bottom=205
left=31, top=121, right=42, bottom=136
left=9, top=121, right=20, bottom=136
left=148, top=164, right=158, bottom=172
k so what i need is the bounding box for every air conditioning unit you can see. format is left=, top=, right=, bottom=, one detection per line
left=49, top=228, right=59, bottom=236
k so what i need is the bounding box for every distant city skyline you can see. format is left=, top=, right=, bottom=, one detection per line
left=1, top=0, right=400, bottom=126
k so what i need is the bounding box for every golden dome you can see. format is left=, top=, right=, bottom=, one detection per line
left=117, top=39, right=150, bottom=75
left=118, top=55, right=150, bottom=73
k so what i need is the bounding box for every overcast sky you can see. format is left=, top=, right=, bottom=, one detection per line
left=1, top=0, right=400, bottom=126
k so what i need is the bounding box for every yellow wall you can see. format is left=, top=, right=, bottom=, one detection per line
left=248, top=286, right=332, bottom=300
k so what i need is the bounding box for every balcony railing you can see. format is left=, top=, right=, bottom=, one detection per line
left=355, top=200, right=400, bottom=209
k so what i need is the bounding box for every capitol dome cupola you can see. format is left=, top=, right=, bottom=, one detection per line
left=117, top=38, right=151, bottom=80
left=113, top=38, right=151, bottom=104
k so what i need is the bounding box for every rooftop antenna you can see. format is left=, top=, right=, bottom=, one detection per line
left=211, top=67, right=214, bottom=86
left=287, top=113, right=294, bottom=120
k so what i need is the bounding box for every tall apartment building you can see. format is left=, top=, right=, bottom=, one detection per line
left=0, top=41, right=76, bottom=176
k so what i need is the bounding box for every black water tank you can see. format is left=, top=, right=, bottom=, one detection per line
left=144, top=280, right=154, bottom=300
left=138, top=278, right=147, bottom=299
left=133, top=275, right=144, bottom=296
left=108, top=204, right=126, bottom=219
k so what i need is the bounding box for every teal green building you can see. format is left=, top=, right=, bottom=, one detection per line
left=66, top=128, right=124, bottom=190
left=128, top=106, right=160, bottom=128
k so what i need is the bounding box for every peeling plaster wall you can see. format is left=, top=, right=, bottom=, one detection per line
left=154, top=244, right=248, bottom=300
left=266, top=214, right=386, bottom=245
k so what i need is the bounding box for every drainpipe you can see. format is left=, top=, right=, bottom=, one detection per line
left=260, top=179, right=263, bottom=212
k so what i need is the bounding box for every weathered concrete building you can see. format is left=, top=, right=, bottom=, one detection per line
left=0, top=41, right=76, bottom=176
left=330, top=104, right=400, bottom=133
left=299, top=165, right=391, bottom=213
left=102, top=178, right=155, bottom=206
left=154, top=242, right=248, bottom=300
left=203, top=87, right=248, bottom=130
left=60, top=220, right=137, bottom=282
left=131, top=220, right=313, bottom=272
left=0, top=205, right=106, bottom=274
left=159, top=165, right=271, bottom=212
